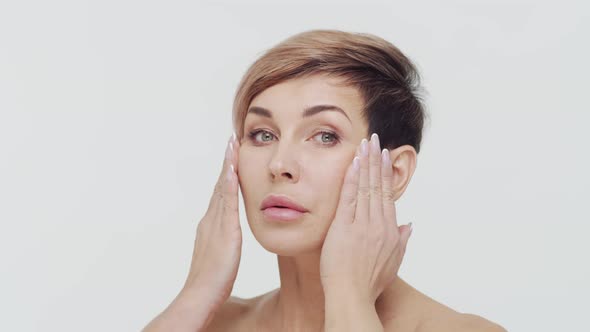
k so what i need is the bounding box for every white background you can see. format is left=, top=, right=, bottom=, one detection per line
left=1, top=0, right=588, bottom=331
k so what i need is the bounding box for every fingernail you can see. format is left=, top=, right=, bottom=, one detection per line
left=352, top=156, right=360, bottom=171
left=371, top=133, right=379, bottom=151
left=226, top=163, right=234, bottom=179
left=232, top=131, right=237, bottom=143
left=360, top=138, right=368, bottom=156
left=382, top=148, right=390, bottom=166
left=408, top=222, right=413, bottom=233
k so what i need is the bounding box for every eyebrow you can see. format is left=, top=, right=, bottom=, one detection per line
left=247, top=104, right=352, bottom=123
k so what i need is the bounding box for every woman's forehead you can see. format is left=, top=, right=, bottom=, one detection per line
left=253, top=74, right=361, bottom=104
left=247, top=75, right=364, bottom=123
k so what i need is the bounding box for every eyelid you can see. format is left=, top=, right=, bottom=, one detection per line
left=248, top=128, right=340, bottom=146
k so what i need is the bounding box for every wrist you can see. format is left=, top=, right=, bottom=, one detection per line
left=149, top=286, right=220, bottom=332
left=323, top=281, right=373, bottom=305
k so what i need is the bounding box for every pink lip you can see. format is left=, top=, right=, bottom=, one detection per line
left=262, top=207, right=305, bottom=222
left=260, top=194, right=308, bottom=212
left=260, top=194, right=308, bottom=222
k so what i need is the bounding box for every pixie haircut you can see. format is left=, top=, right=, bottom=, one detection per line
left=232, top=29, right=428, bottom=154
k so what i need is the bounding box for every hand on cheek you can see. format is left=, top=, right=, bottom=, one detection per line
left=319, top=133, right=413, bottom=304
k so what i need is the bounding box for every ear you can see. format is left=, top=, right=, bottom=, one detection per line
left=387, top=145, right=417, bottom=202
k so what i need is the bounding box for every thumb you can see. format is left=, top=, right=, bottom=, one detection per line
left=398, top=222, right=413, bottom=254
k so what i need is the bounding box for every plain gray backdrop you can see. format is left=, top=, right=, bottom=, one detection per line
left=1, top=0, right=588, bottom=331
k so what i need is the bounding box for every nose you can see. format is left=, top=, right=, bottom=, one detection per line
left=268, top=142, right=300, bottom=183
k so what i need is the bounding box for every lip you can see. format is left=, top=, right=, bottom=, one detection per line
left=260, top=194, right=309, bottom=213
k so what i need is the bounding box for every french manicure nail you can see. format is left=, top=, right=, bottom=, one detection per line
left=371, top=133, right=379, bottom=151
left=226, top=163, right=234, bottom=179
left=360, top=138, right=368, bottom=156
left=353, top=156, right=360, bottom=170
left=382, top=148, right=390, bottom=166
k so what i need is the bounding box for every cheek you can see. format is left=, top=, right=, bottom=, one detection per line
left=311, top=159, right=352, bottom=215
left=237, top=149, right=264, bottom=199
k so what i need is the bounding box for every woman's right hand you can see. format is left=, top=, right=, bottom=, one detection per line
left=143, top=134, right=242, bottom=332
left=182, top=133, right=242, bottom=310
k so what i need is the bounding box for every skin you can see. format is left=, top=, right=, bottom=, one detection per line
left=142, top=73, right=506, bottom=332
left=204, top=73, right=506, bottom=332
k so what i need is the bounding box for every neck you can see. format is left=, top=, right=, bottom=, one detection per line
left=266, top=251, right=411, bottom=331
left=272, top=251, right=326, bottom=331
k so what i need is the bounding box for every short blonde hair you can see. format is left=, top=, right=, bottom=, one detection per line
left=232, top=29, right=427, bottom=153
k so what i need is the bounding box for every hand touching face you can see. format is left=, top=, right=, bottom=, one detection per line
left=319, top=133, right=413, bottom=304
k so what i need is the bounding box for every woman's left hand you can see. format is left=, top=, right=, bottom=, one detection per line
left=319, top=133, right=413, bottom=304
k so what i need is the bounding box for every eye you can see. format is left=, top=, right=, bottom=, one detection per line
left=312, top=131, right=340, bottom=146
left=247, top=129, right=341, bottom=146
left=248, top=129, right=276, bottom=144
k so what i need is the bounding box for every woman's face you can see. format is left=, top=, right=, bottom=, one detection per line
left=238, top=73, right=369, bottom=256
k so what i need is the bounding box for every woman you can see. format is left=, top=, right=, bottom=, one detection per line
left=144, top=30, right=506, bottom=332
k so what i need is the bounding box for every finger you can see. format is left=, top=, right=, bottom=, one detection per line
left=230, top=131, right=240, bottom=175
left=207, top=135, right=235, bottom=213
left=355, top=138, right=369, bottom=224
left=381, top=148, right=397, bottom=230
left=369, top=133, right=383, bottom=225
left=218, top=135, right=240, bottom=229
left=333, top=156, right=360, bottom=225
left=398, top=222, right=413, bottom=256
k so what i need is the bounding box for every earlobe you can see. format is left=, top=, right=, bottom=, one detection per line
left=387, top=145, right=417, bottom=201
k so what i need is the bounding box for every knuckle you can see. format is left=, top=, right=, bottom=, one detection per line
left=382, top=172, right=393, bottom=182
left=343, top=177, right=356, bottom=187
left=357, top=185, right=370, bottom=199
left=370, top=157, right=381, bottom=167
left=382, top=188, right=396, bottom=202
left=371, top=231, right=385, bottom=247
left=342, top=193, right=356, bottom=207
left=214, top=189, right=224, bottom=202
left=221, top=197, right=233, bottom=213
left=213, top=181, right=223, bottom=196
left=375, top=237, right=385, bottom=249
left=370, top=186, right=382, bottom=197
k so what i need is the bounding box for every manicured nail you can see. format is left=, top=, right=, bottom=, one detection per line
left=371, top=133, right=379, bottom=151
left=226, top=163, right=234, bottom=179
left=408, top=222, right=413, bottom=233
left=382, top=148, right=390, bottom=166
left=232, top=131, right=237, bottom=143
left=360, top=138, right=368, bottom=156
left=352, top=156, right=360, bottom=171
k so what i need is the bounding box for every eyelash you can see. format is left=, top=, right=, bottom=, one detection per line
left=247, top=129, right=341, bottom=147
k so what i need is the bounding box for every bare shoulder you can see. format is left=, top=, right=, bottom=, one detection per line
left=202, top=295, right=256, bottom=332
left=383, top=280, right=506, bottom=332
left=415, top=312, right=507, bottom=332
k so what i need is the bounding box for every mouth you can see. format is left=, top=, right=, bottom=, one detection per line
left=261, top=206, right=305, bottom=222
left=260, top=194, right=308, bottom=212
left=260, top=194, right=308, bottom=222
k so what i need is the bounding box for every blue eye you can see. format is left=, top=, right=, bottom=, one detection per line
left=248, top=129, right=275, bottom=143
left=313, top=131, right=339, bottom=145
left=247, top=129, right=341, bottom=146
